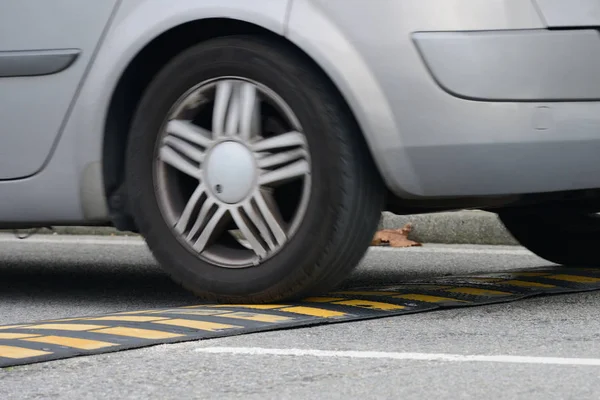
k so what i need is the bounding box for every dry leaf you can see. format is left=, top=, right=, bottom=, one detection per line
left=371, top=223, right=422, bottom=247
left=370, top=237, right=383, bottom=246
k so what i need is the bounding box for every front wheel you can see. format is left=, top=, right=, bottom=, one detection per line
left=125, top=35, right=384, bottom=303
left=499, top=210, right=600, bottom=266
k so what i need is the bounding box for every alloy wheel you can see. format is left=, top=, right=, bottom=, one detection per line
left=153, top=78, right=312, bottom=268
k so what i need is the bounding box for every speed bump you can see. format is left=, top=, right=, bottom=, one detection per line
left=1, top=266, right=600, bottom=367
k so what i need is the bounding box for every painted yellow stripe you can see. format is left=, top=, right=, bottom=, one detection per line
left=393, top=294, right=470, bottom=303
left=546, top=274, right=600, bottom=284
left=395, top=285, right=452, bottom=290
left=470, top=278, right=502, bottom=283
left=0, top=333, right=41, bottom=339
left=181, top=305, right=244, bottom=311
left=41, top=318, right=85, bottom=323
left=500, top=280, right=556, bottom=288
left=0, top=345, right=51, bottom=359
left=279, top=306, right=346, bottom=318
left=332, top=291, right=401, bottom=297
left=332, top=299, right=405, bottom=311
left=304, top=297, right=346, bottom=303
left=92, top=327, right=184, bottom=339
left=218, top=312, right=292, bottom=323
left=84, top=316, right=170, bottom=323
left=26, top=323, right=108, bottom=331
left=128, top=310, right=180, bottom=315
left=159, top=309, right=229, bottom=316
left=154, top=319, right=241, bottom=332
left=22, top=336, right=118, bottom=350
left=445, top=287, right=512, bottom=296
left=114, top=310, right=157, bottom=315
left=208, top=304, right=287, bottom=310
left=0, top=325, right=27, bottom=330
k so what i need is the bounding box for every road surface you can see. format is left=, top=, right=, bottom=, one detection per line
left=0, top=234, right=599, bottom=399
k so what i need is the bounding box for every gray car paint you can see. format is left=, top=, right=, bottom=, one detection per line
left=0, top=0, right=290, bottom=223
left=289, top=0, right=600, bottom=198
left=413, top=29, right=600, bottom=101
left=535, top=0, right=600, bottom=27
left=0, top=0, right=119, bottom=180
left=0, top=0, right=599, bottom=224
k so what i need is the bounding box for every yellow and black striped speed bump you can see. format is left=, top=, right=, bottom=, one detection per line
left=1, top=266, right=600, bottom=367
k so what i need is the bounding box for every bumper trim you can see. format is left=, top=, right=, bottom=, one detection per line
left=413, top=29, right=600, bottom=102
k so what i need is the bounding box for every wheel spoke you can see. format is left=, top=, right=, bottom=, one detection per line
left=238, top=192, right=287, bottom=253
left=212, top=81, right=233, bottom=136
left=159, top=146, right=202, bottom=179
left=242, top=202, right=275, bottom=250
left=257, top=148, right=307, bottom=169
left=191, top=205, right=227, bottom=253
left=259, top=159, right=310, bottom=187
left=174, top=184, right=206, bottom=234
left=166, top=120, right=213, bottom=147
left=224, top=88, right=241, bottom=136
left=231, top=208, right=268, bottom=259
left=187, top=196, right=217, bottom=242
left=161, top=120, right=211, bottom=178
left=238, top=83, right=259, bottom=140
left=163, top=136, right=205, bottom=163
left=251, top=131, right=307, bottom=152
left=253, top=191, right=287, bottom=245
left=213, top=81, right=260, bottom=138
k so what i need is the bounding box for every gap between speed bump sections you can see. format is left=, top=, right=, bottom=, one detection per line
left=1, top=266, right=600, bottom=367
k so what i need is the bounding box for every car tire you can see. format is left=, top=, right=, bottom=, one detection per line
left=124, top=35, right=384, bottom=303
left=499, top=210, right=600, bottom=266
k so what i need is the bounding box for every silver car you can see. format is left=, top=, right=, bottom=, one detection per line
left=2, top=0, right=598, bottom=302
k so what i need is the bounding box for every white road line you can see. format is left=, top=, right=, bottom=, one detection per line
left=0, top=234, right=146, bottom=246
left=195, top=347, right=600, bottom=367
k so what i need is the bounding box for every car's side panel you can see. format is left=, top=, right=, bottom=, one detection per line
left=286, top=0, right=546, bottom=197
left=0, top=0, right=290, bottom=223
left=288, top=0, right=600, bottom=198
left=0, top=0, right=119, bottom=180
left=535, top=0, right=600, bottom=27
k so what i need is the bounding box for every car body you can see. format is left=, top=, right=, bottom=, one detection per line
left=2, top=0, right=600, bottom=301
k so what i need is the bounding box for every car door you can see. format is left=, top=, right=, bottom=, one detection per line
left=0, top=0, right=120, bottom=180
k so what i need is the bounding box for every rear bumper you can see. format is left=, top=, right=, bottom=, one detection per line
left=535, top=0, right=600, bottom=27
left=413, top=29, right=600, bottom=102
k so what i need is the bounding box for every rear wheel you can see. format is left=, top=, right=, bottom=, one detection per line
left=125, top=35, right=384, bottom=302
left=499, top=210, right=600, bottom=266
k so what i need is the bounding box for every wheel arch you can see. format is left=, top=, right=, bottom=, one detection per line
left=103, top=17, right=379, bottom=230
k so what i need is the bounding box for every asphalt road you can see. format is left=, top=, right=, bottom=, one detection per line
left=1, top=234, right=599, bottom=399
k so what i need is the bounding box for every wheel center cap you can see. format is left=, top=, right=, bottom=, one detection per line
left=205, top=141, right=256, bottom=204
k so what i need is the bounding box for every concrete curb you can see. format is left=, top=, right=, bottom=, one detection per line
left=377, top=210, right=518, bottom=246
left=5, top=210, right=518, bottom=245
